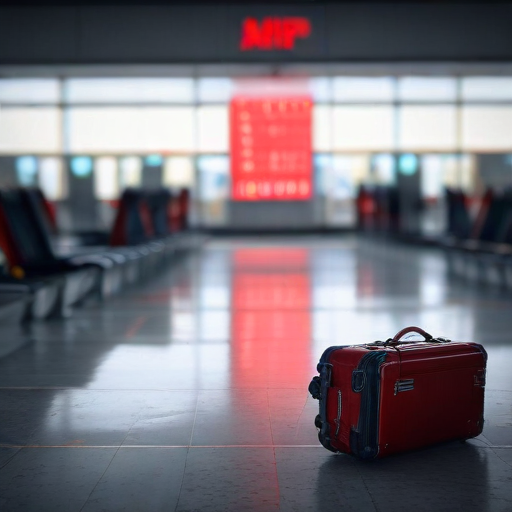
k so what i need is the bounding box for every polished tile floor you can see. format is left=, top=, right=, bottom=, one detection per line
left=0, top=235, right=511, bottom=511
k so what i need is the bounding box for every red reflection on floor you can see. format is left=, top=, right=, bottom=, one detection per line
left=231, top=249, right=312, bottom=388
left=357, top=262, right=378, bottom=298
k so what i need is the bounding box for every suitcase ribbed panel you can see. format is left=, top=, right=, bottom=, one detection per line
left=349, top=351, right=387, bottom=460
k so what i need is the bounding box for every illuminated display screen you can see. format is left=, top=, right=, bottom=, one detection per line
left=230, top=96, right=312, bottom=201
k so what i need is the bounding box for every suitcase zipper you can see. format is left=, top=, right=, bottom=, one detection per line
left=335, top=389, right=342, bottom=437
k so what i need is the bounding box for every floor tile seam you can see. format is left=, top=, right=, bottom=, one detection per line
left=266, top=389, right=281, bottom=509
left=489, top=447, right=512, bottom=469
left=48, top=304, right=477, bottom=313
left=0, top=444, right=323, bottom=449
left=173, top=390, right=200, bottom=510
left=0, top=387, right=313, bottom=391
left=0, top=447, right=21, bottom=470
left=0, top=387, right=510, bottom=392
left=77, top=445, right=120, bottom=512
left=352, top=451, right=379, bottom=512
left=1, top=444, right=510, bottom=449
left=118, top=397, right=150, bottom=450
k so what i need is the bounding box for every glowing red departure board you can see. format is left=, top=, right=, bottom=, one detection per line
left=230, top=96, right=312, bottom=201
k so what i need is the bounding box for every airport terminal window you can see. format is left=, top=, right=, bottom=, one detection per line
left=330, top=155, right=370, bottom=194
left=438, top=154, right=475, bottom=192
left=398, top=106, right=457, bottom=151
left=3, top=73, right=512, bottom=231
left=119, top=156, right=142, bottom=188
left=163, top=156, right=194, bottom=187
left=330, top=156, right=359, bottom=198
left=94, top=157, right=119, bottom=200
left=309, top=77, right=332, bottom=103
left=461, top=77, right=512, bottom=101
left=332, top=77, right=394, bottom=103
left=197, top=155, right=230, bottom=225
left=324, top=155, right=368, bottom=226
left=197, top=78, right=233, bottom=103
left=197, top=155, right=229, bottom=199
left=332, top=106, right=394, bottom=151
left=67, top=107, right=195, bottom=152
left=461, top=107, right=512, bottom=150
left=197, top=106, right=229, bottom=152
left=397, top=77, right=457, bottom=102
left=64, top=78, right=195, bottom=104
left=421, top=155, right=446, bottom=199
left=313, top=106, right=332, bottom=151
left=371, top=154, right=396, bottom=185
left=313, top=154, right=332, bottom=195
left=0, top=107, right=61, bottom=153
left=39, top=157, right=66, bottom=200
left=0, top=79, right=60, bottom=104
left=459, top=155, right=476, bottom=193
left=421, top=154, right=475, bottom=200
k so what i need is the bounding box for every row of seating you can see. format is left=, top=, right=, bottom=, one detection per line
left=443, top=188, right=512, bottom=287
left=355, top=183, right=512, bottom=288
left=0, top=186, right=202, bottom=355
left=356, top=185, right=400, bottom=232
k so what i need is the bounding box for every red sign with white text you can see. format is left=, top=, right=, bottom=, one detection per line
left=230, top=96, right=312, bottom=201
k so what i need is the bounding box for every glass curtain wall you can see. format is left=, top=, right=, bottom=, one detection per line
left=1, top=75, right=512, bottom=228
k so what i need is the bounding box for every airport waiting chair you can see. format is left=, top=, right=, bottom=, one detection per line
left=444, top=188, right=512, bottom=286
left=33, top=187, right=165, bottom=293
left=0, top=188, right=105, bottom=316
left=0, top=285, right=33, bottom=357
left=445, top=188, right=472, bottom=241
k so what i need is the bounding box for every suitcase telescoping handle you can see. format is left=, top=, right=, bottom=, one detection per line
left=387, top=326, right=433, bottom=345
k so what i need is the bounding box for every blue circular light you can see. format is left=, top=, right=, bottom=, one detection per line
left=71, top=156, right=93, bottom=178
left=145, top=155, right=163, bottom=167
left=399, top=154, right=418, bottom=176
left=16, top=156, right=38, bottom=185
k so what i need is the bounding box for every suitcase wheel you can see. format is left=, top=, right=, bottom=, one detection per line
left=308, top=377, right=321, bottom=399
left=314, top=414, right=322, bottom=429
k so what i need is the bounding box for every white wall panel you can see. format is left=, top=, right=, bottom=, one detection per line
left=399, top=106, right=457, bottom=150
left=68, top=107, right=194, bottom=152
left=333, top=106, right=394, bottom=150
left=0, top=108, right=61, bottom=153
left=197, top=106, right=228, bottom=152
left=461, top=107, right=512, bottom=150
left=65, top=78, right=194, bottom=104
left=313, top=105, right=332, bottom=151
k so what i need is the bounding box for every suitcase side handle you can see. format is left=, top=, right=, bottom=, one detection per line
left=389, top=326, right=433, bottom=344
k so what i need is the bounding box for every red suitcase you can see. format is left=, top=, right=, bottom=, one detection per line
left=308, top=326, right=487, bottom=459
